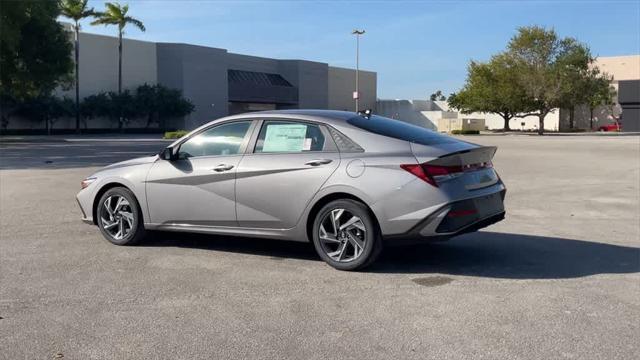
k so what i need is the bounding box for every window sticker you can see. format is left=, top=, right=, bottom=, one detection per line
left=302, top=138, right=312, bottom=151
left=262, top=124, right=308, bottom=152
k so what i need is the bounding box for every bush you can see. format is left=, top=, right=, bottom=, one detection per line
left=78, top=84, right=195, bottom=130
left=451, top=130, right=480, bottom=135
left=163, top=130, right=189, bottom=139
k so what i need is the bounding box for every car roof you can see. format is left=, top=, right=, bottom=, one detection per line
left=221, top=109, right=359, bottom=126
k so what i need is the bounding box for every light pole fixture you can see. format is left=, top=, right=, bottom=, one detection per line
left=352, top=29, right=365, bottom=112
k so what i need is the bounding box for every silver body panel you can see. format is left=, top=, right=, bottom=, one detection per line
left=77, top=110, right=506, bottom=243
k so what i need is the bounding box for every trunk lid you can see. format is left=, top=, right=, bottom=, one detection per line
left=409, top=142, right=499, bottom=191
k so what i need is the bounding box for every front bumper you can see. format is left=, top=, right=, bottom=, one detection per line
left=76, top=192, right=94, bottom=225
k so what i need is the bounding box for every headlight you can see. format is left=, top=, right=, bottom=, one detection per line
left=81, top=177, right=97, bottom=189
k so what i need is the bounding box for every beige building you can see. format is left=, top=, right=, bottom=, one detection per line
left=558, top=55, right=639, bottom=131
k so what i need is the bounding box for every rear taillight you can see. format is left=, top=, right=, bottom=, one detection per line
left=401, top=161, right=492, bottom=187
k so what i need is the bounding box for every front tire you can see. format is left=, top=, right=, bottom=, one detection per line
left=312, top=199, right=382, bottom=271
left=96, top=187, right=147, bottom=245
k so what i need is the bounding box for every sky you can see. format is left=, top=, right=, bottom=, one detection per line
left=72, top=0, right=640, bottom=100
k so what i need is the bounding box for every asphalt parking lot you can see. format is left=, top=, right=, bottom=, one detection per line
left=1, top=135, right=639, bottom=359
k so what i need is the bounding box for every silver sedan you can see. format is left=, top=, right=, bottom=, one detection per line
left=77, top=110, right=506, bottom=270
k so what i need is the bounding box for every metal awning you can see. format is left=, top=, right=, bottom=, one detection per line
left=228, top=69, right=298, bottom=104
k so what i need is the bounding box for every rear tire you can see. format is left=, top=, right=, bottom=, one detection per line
left=96, top=187, right=147, bottom=245
left=312, top=199, right=382, bottom=271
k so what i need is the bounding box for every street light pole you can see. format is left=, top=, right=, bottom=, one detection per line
left=352, top=29, right=365, bottom=112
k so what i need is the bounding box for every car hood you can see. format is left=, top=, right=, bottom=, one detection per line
left=96, top=155, right=158, bottom=173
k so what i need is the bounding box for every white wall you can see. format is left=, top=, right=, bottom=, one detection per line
left=377, top=99, right=560, bottom=131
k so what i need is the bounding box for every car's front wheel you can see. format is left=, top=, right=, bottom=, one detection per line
left=312, top=199, right=382, bottom=271
left=97, top=187, right=147, bottom=245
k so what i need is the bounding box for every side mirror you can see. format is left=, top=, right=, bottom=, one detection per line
left=159, top=147, right=176, bottom=161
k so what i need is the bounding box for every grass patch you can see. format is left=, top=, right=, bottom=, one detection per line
left=450, top=130, right=480, bottom=135
left=163, top=130, right=189, bottom=139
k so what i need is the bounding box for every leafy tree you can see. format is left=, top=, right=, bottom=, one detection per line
left=505, top=26, right=592, bottom=135
left=78, top=86, right=194, bottom=130
left=0, top=0, right=73, bottom=130
left=135, top=84, right=194, bottom=130
left=80, top=92, right=111, bottom=128
left=155, top=85, right=195, bottom=129
left=106, top=90, right=138, bottom=129
left=448, top=55, right=535, bottom=131
left=430, top=90, right=446, bottom=101
left=59, top=0, right=97, bottom=134
left=91, top=2, right=145, bottom=129
left=584, top=68, right=616, bottom=130
left=134, top=84, right=160, bottom=127
left=16, top=96, right=74, bottom=135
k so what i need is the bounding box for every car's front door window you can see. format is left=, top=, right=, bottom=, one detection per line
left=179, top=121, right=252, bottom=158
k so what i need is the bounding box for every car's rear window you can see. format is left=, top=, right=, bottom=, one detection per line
left=347, top=115, right=455, bottom=145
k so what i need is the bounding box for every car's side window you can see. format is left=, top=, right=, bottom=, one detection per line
left=254, top=121, right=326, bottom=153
left=178, top=121, right=252, bottom=158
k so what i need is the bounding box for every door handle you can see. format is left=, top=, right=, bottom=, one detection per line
left=305, top=159, right=333, bottom=166
left=212, top=164, right=234, bottom=172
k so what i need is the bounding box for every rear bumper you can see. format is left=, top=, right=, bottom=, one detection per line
left=383, top=189, right=506, bottom=246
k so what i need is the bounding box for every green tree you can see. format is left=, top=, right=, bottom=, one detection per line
left=505, top=26, right=592, bottom=135
left=584, top=68, right=616, bottom=130
left=135, top=84, right=194, bottom=130
left=80, top=92, right=111, bottom=128
left=0, top=0, right=73, bottom=130
left=430, top=90, right=446, bottom=101
left=59, top=0, right=97, bottom=134
left=155, top=85, right=195, bottom=130
left=91, top=2, right=145, bottom=129
left=16, top=96, right=74, bottom=135
left=448, top=55, right=535, bottom=131
left=106, top=90, right=138, bottom=129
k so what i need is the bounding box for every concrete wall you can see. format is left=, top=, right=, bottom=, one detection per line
left=43, top=33, right=158, bottom=130
left=328, top=67, right=377, bottom=112
left=285, top=61, right=329, bottom=109
left=226, top=53, right=279, bottom=73
left=618, top=80, right=640, bottom=132
left=7, top=28, right=378, bottom=131
left=157, top=44, right=229, bottom=129
left=376, top=99, right=560, bottom=131
left=60, top=32, right=158, bottom=99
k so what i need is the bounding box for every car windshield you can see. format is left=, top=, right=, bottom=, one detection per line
left=347, top=114, right=456, bottom=145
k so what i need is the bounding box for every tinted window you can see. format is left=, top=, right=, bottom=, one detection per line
left=347, top=115, right=455, bottom=145
left=179, top=121, right=251, bottom=158
left=255, top=121, right=326, bottom=153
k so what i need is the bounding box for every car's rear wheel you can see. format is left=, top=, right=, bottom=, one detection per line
left=312, top=199, right=382, bottom=271
left=97, top=187, right=146, bottom=245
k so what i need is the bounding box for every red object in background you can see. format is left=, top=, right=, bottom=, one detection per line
left=597, top=123, right=622, bottom=132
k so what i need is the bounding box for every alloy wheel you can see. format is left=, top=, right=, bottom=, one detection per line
left=318, top=208, right=367, bottom=263
left=100, top=195, right=134, bottom=240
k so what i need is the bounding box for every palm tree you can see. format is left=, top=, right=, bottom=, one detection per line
left=59, top=0, right=96, bottom=134
left=91, top=2, right=145, bottom=129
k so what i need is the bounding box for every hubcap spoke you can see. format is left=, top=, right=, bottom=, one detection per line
left=319, top=224, right=340, bottom=243
left=347, top=233, right=364, bottom=258
left=104, top=197, right=114, bottom=217
left=330, top=209, right=344, bottom=234
left=339, top=216, right=364, bottom=231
